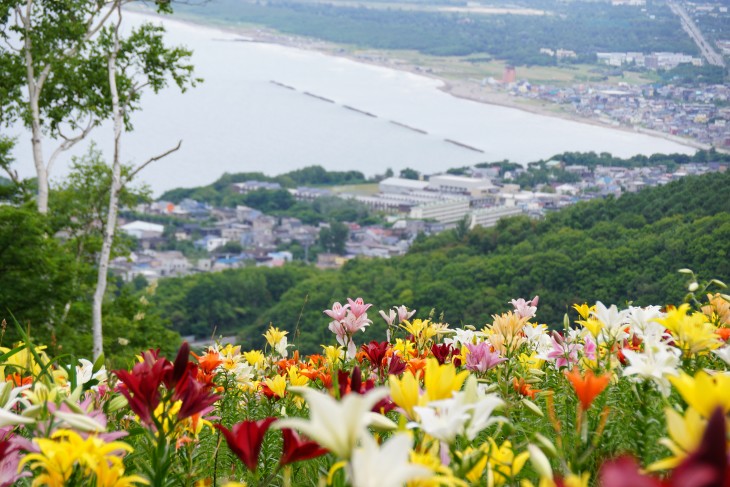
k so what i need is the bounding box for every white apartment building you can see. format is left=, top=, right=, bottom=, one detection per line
left=409, top=198, right=470, bottom=224
left=469, top=206, right=525, bottom=229
left=427, top=174, right=494, bottom=197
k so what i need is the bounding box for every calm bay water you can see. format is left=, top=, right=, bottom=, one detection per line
left=9, top=11, right=693, bottom=195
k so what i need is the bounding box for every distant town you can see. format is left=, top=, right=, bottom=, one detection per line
left=478, top=0, right=730, bottom=149
left=113, top=159, right=728, bottom=282
left=487, top=72, right=730, bottom=150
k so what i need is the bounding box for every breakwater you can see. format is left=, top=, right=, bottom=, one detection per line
left=270, top=80, right=486, bottom=155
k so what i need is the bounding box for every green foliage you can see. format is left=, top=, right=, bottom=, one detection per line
left=658, top=63, right=727, bottom=85
left=151, top=265, right=319, bottom=342
left=159, top=165, right=369, bottom=205
left=0, top=205, right=78, bottom=347
left=0, top=148, right=180, bottom=359
left=399, top=167, right=420, bottom=180
left=318, top=221, right=349, bottom=255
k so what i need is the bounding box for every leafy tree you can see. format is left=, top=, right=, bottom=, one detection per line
left=0, top=0, right=193, bottom=213
left=400, top=168, right=420, bottom=180
left=318, top=222, right=349, bottom=254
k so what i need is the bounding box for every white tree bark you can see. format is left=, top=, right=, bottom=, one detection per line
left=17, top=0, right=117, bottom=214
left=92, top=3, right=123, bottom=359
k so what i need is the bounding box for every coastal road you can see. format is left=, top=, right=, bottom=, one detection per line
left=667, top=0, right=725, bottom=67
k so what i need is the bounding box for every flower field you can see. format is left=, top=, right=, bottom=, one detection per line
left=1, top=275, right=729, bottom=486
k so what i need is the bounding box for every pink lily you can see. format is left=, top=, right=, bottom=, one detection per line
left=465, top=342, right=507, bottom=373
left=324, top=302, right=349, bottom=322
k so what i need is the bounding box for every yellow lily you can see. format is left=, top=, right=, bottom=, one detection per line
left=668, top=370, right=730, bottom=417
left=243, top=350, right=266, bottom=368
left=572, top=303, right=594, bottom=320
left=263, top=326, right=287, bottom=348
left=423, top=358, right=469, bottom=403
left=654, top=304, right=721, bottom=356
left=648, top=406, right=707, bottom=471
left=486, top=438, right=529, bottom=487
left=264, top=375, right=287, bottom=398
left=389, top=371, right=421, bottom=419
left=322, top=345, right=344, bottom=366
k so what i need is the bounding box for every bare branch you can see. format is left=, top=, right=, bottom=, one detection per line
left=1, top=166, right=20, bottom=185
left=124, top=140, right=182, bottom=185
left=1, top=35, right=22, bottom=53
left=47, top=120, right=96, bottom=174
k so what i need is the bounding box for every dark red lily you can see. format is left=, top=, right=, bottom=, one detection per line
left=173, top=372, right=220, bottom=421
left=114, top=350, right=171, bottom=425
left=337, top=367, right=395, bottom=414
left=216, top=418, right=277, bottom=472
left=431, top=343, right=455, bottom=365
left=361, top=341, right=389, bottom=371
left=114, top=342, right=219, bottom=426
left=387, top=354, right=407, bottom=376
left=337, top=367, right=364, bottom=397
left=600, top=407, right=729, bottom=487
left=279, top=428, right=327, bottom=466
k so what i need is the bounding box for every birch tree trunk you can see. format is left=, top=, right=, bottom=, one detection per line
left=22, top=0, right=49, bottom=214
left=92, top=4, right=123, bottom=359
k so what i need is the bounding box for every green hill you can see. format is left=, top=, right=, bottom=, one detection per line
left=152, top=170, right=730, bottom=353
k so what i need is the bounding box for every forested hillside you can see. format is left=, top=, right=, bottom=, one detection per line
left=152, top=170, right=730, bottom=352
left=172, top=0, right=696, bottom=65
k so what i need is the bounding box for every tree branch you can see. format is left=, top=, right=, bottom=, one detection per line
left=1, top=166, right=20, bottom=185
left=47, top=119, right=96, bottom=174
left=124, top=140, right=182, bottom=185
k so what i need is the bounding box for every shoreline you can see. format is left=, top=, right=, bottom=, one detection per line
left=130, top=7, right=716, bottom=155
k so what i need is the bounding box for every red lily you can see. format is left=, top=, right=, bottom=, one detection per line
left=216, top=418, right=277, bottom=472
left=279, top=428, right=327, bottom=466
left=115, top=342, right=219, bottom=426
left=172, top=372, right=220, bottom=421
left=361, top=341, right=390, bottom=371
left=430, top=343, right=455, bottom=365
left=387, top=354, right=407, bottom=376
left=114, top=350, right=171, bottom=426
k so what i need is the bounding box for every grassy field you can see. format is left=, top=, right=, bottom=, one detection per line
left=328, top=183, right=381, bottom=195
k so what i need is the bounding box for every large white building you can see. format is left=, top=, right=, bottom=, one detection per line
left=469, top=206, right=525, bottom=229
left=427, top=174, right=494, bottom=197
left=409, top=198, right=470, bottom=224
left=120, top=221, right=164, bottom=239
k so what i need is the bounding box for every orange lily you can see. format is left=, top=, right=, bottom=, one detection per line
left=564, top=367, right=611, bottom=411
left=406, top=357, right=427, bottom=377
left=513, top=377, right=540, bottom=400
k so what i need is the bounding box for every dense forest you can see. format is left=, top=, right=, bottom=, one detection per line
left=150, top=169, right=730, bottom=353
left=173, top=0, right=696, bottom=65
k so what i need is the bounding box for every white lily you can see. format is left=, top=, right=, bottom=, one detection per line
left=627, top=305, right=665, bottom=337
left=350, top=433, right=431, bottom=487
left=275, top=386, right=389, bottom=460
left=459, top=377, right=505, bottom=441
left=713, top=345, right=730, bottom=366
left=52, top=410, right=106, bottom=432
left=622, top=346, right=680, bottom=396
left=76, top=358, right=107, bottom=386
left=412, top=400, right=471, bottom=444
left=444, top=328, right=479, bottom=348
left=592, top=302, right=631, bottom=343
left=0, top=408, right=35, bottom=428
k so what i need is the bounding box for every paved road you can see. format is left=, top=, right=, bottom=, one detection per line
left=667, top=0, right=725, bottom=67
